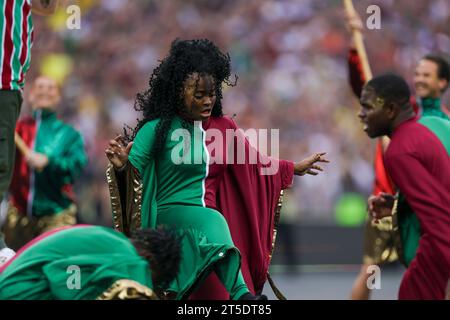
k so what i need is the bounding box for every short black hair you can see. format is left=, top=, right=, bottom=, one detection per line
left=366, top=74, right=411, bottom=109
left=421, top=54, right=450, bottom=92
left=130, top=227, right=182, bottom=290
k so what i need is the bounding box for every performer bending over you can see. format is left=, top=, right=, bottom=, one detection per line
left=0, top=225, right=181, bottom=299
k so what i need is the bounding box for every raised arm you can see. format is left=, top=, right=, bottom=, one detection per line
left=105, top=120, right=159, bottom=233
left=344, top=4, right=370, bottom=98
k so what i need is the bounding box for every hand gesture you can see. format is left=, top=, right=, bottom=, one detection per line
left=368, top=192, right=395, bottom=223
left=26, top=151, right=49, bottom=172
left=105, top=135, right=133, bottom=170
left=294, top=152, right=330, bottom=176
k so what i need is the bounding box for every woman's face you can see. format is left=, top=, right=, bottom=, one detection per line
left=182, top=73, right=217, bottom=121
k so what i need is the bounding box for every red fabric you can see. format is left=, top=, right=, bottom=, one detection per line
left=371, top=99, right=421, bottom=196
left=190, top=116, right=294, bottom=299
left=348, top=48, right=366, bottom=99
left=1, top=0, right=14, bottom=89
left=10, top=116, right=37, bottom=215
left=384, top=118, right=450, bottom=299
left=372, top=140, right=395, bottom=196
left=18, top=2, right=31, bottom=85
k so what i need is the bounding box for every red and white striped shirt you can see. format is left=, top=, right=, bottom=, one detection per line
left=0, top=0, right=33, bottom=90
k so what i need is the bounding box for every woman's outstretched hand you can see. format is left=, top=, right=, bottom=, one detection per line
left=294, top=152, right=330, bottom=176
left=105, top=135, right=133, bottom=170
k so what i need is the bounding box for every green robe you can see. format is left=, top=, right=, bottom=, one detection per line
left=0, top=226, right=153, bottom=300
left=11, top=109, right=88, bottom=217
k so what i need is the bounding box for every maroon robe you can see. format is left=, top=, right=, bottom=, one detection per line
left=384, top=117, right=450, bottom=299
left=190, top=116, right=294, bottom=299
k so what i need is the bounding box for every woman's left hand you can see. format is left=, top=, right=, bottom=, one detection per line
left=294, top=152, right=330, bottom=176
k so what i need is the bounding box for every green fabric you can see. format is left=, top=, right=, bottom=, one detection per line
left=397, top=115, right=450, bottom=266
left=11, top=0, right=23, bottom=86
left=0, top=226, right=153, bottom=300
left=420, top=97, right=449, bottom=120
left=157, top=205, right=247, bottom=300
left=32, top=109, right=88, bottom=217
left=22, top=10, right=33, bottom=86
left=128, top=117, right=248, bottom=299
left=129, top=117, right=207, bottom=228
left=397, top=193, right=421, bottom=266
left=419, top=116, right=450, bottom=153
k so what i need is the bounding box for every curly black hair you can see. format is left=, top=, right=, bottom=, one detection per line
left=125, top=38, right=236, bottom=157
left=130, top=227, right=183, bottom=291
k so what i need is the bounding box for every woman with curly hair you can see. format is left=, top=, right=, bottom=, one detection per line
left=106, top=39, right=329, bottom=300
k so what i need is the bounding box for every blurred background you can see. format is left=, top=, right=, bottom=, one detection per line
left=12, top=0, right=450, bottom=298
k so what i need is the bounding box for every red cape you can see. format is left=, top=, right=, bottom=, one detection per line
left=190, top=116, right=294, bottom=299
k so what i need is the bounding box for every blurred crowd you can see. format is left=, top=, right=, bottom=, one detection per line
left=20, top=0, right=450, bottom=225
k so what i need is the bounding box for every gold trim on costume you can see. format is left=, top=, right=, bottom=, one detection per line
left=106, top=163, right=143, bottom=235
left=390, top=196, right=407, bottom=266
left=266, top=190, right=287, bottom=300
left=106, top=164, right=123, bottom=232
left=3, top=203, right=77, bottom=250
left=96, top=279, right=157, bottom=300
left=130, top=174, right=143, bottom=230
left=269, top=190, right=283, bottom=262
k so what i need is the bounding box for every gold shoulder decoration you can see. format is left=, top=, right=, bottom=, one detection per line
left=97, top=279, right=158, bottom=300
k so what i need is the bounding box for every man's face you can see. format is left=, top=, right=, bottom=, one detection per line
left=358, top=86, right=391, bottom=138
left=413, top=59, right=445, bottom=98
left=29, top=76, right=61, bottom=110
left=182, top=73, right=216, bottom=121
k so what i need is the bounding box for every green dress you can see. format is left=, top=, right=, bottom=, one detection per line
left=109, top=117, right=248, bottom=300
left=0, top=226, right=154, bottom=300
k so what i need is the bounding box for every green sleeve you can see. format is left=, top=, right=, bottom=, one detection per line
left=418, top=116, right=450, bottom=154
left=46, top=130, right=88, bottom=185
left=42, top=255, right=152, bottom=299
left=128, top=119, right=159, bottom=174
left=397, top=193, right=421, bottom=266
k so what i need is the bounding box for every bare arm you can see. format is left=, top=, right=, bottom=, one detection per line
left=31, top=0, right=59, bottom=16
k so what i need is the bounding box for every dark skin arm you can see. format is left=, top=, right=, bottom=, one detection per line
left=105, top=135, right=133, bottom=170
left=293, top=152, right=330, bottom=176
left=367, top=192, right=396, bottom=224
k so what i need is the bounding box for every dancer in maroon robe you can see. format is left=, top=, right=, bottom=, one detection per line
left=191, top=115, right=298, bottom=299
